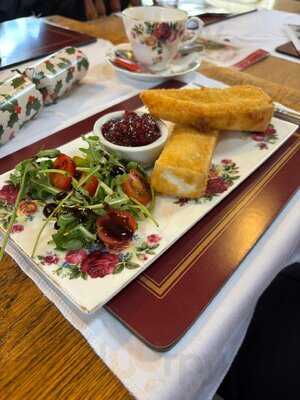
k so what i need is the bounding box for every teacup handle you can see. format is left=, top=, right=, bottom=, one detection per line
left=182, top=17, right=204, bottom=46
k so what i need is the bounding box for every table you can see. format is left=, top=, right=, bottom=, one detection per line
left=45, top=0, right=300, bottom=47
left=1, top=3, right=300, bottom=400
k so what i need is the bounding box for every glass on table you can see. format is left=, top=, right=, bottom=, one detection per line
left=153, top=0, right=179, bottom=8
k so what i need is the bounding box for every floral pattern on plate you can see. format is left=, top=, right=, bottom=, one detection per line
left=35, top=234, right=162, bottom=280
left=0, top=189, right=18, bottom=228
left=250, top=124, right=278, bottom=150
left=0, top=186, right=39, bottom=229
left=175, top=159, right=240, bottom=206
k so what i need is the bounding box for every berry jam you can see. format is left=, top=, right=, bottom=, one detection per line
left=102, top=111, right=161, bottom=147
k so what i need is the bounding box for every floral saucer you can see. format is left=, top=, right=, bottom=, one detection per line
left=106, top=43, right=202, bottom=82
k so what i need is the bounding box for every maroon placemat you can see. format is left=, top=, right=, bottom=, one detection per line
left=0, top=80, right=299, bottom=351
left=0, top=17, right=96, bottom=70
left=276, top=41, right=300, bottom=60
left=107, top=132, right=300, bottom=350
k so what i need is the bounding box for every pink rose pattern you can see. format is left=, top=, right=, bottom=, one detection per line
left=136, top=236, right=162, bottom=261
left=175, top=159, right=240, bottom=206
left=38, top=253, right=60, bottom=265
left=0, top=184, right=19, bottom=205
left=65, top=249, right=88, bottom=265
left=35, top=235, right=162, bottom=280
left=11, top=224, right=24, bottom=233
left=81, top=251, right=119, bottom=278
left=147, top=234, right=162, bottom=244
left=251, top=124, right=278, bottom=150
left=153, top=23, right=172, bottom=41
left=202, top=159, right=239, bottom=199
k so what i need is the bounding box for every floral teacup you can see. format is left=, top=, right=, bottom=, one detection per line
left=122, top=6, right=203, bottom=72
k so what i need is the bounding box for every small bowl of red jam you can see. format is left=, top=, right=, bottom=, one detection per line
left=94, top=110, right=168, bottom=167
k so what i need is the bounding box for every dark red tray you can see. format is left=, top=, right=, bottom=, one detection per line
left=0, top=17, right=96, bottom=70
left=0, top=80, right=299, bottom=351
left=107, top=130, right=300, bottom=350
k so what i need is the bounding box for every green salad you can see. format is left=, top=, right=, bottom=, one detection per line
left=0, top=135, right=156, bottom=261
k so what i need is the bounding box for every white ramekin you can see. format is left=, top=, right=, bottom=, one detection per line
left=93, top=110, right=168, bottom=167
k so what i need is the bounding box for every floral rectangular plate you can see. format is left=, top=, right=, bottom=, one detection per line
left=0, top=116, right=298, bottom=312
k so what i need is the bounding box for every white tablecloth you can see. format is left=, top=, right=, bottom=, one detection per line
left=1, top=9, right=300, bottom=400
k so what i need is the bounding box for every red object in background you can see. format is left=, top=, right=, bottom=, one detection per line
left=112, top=57, right=144, bottom=73
left=233, top=49, right=270, bottom=71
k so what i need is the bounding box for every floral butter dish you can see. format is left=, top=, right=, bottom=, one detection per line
left=0, top=72, right=43, bottom=146
left=24, top=47, right=89, bottom=105
left=0, top=116, right=297, bottom=313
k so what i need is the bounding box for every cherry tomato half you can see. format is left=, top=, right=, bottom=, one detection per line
left=83, top=175, right=99, bottom=197
left=122, top=170, right=152, bottom=206
left=96, top=209, right=137, bottom=251
left=50, top=154, right=76, bottom=191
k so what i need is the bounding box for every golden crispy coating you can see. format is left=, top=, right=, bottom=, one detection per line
left=140, top=85, right=273, bottom=132
left=151, top=124, right=218, bottom=198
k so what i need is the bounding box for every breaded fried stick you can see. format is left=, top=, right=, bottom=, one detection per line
left=141, top=85, right=273, bottom=132
left=151, top=124, right=218, bottom=198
